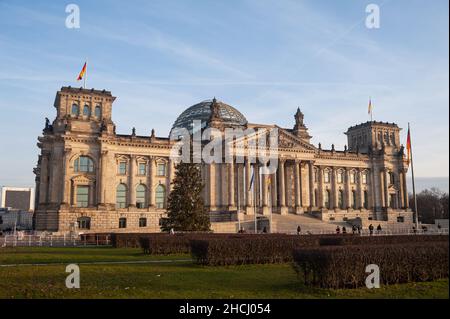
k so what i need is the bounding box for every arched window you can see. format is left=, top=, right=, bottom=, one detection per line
left=338, top=190, right=344, bottom=209
left=94, top=105, right=102, bottom=118
left=74, top=156, right=94, bottom=173
left=83, top=104, right=90, bottom=116
left=337, top=170, right=344, bottom=184
left=324, top=170, right=330, bottom=183
left=136, top=184, right=147, bottom=208
left=155, top=184, right=166, bottom=209
left=362, top=172, right=368, bottom=184
left=71, top=103, right=79, bottom=116
left=324, top=190, right=331, bottom=209
left=350, top=171, right=356, bottom=184
left=116, top=184, right=127, bottom=208
left=351, top=190, right=357, bottom=209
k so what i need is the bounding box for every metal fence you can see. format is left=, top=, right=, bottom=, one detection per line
left=279, top=228, right=449, bottom=236
left=0, top=234, right=111, bottom=247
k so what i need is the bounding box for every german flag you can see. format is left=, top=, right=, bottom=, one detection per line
left=406, top=126, right=411, bottom=166
left=77, top=62, right=87, bottom=81
left=368, top=98, right=373, bottom=115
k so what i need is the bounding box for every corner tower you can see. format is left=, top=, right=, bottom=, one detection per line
left=345, top=121, right=402, bottom=154
left=51, top=86, right=116, bottom=135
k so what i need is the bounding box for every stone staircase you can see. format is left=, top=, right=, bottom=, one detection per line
left=271, top=213, right=350, bottom=234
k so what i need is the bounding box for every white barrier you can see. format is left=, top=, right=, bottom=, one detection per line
left=0, top=234, right=111, bottom=247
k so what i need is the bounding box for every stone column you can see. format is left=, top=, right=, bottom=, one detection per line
left=254, top=163, right=260, bottom=210
left=209, top=163, right=216, bottom=210
left=308, top=162, right=314, bottom=209
left=62, top=148, right=72, bottom=205
left=294, top=160, right=302, bottom=214
left=318, top=166, right=324, bottom=208
left=261, top=167, right=269, bottom=215
left=384, top=170, right=390, bottom=208
left=301, top=162, right=310, bottom=209
left=271, top=169, right=277, bottom=210
left=245, top=159, right=253, bottom=214
left=228, top=160, right=236, bottom=210
left=331, top=167, right=338, bottom=209
left=148, top=157, right=155, bottom=207
left=98, top=150, right=108, bottom=205
left=344, top=168, right=351, bottom=209
left=357, top=169, right=364, bottom=209
left=237, top=163, right=245, bottom=210
left=129, top=155, right=136, bottom=207
left=279, top=160, right=287, bottom=215
left=38, top=152, right=50, bottom=204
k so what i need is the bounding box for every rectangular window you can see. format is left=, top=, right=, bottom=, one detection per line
left=76, top=186, right=89, bottom=208
left=350, top=173, right=356, bottom=184
left=324, top=172, right=330, bottom=183
left=119, top=218, right=127, bottom=229
left=157, top=163, right=166, bottom=176
left=139, top=218, right=147, bottom=227
left=118, top=162, right=127, bottom=175
left=138, top=163, right=147, bottom=175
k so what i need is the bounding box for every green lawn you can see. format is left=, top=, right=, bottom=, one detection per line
left=0, top=247, right=448, bottom=299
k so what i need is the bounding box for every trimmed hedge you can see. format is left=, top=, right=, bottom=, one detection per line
left=317, top=234, right=448, bottom=246
left=293, top=241, right=449, bottom=289
left=110, top=232, right=449, bottom=258
left=191, top=235, right=321, bottom=265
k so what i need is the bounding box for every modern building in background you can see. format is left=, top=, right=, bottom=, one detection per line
left=0, top=187, right=35, bottom=211
left=0, top=208, right=34, bottom=231
left=33, top=86, right=413, bottom=233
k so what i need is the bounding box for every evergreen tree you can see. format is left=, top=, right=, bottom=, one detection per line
left=162, top=162, right=211, bottom=232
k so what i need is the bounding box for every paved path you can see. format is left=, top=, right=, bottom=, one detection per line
left=0, top=259, right=193, bottom=267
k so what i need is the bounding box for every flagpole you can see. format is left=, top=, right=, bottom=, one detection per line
left=269, top=181, right=273, bottom=234
left=408, top=122, right=419, bottom=229
left=84, top=58, right=88, bottom=89
left=237, top=166, right=241, bottom=232
left=254, top=172, right=257, bottom=234
left=369, top=97, right=373, bottom=122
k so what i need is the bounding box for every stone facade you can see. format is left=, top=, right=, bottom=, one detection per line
left=34, top=87, right=413, bottom=234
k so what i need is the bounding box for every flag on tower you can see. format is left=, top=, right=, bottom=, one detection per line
left=77, top=61, right=87, bottom=81
left=368, top=98, right=373, bottom=115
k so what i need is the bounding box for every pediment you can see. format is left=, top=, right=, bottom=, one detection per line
left=226, top=125, right=316, bottom=152
left=71, top=174, right=95, bottom=184
left=276, top=127, right=316, bottom=151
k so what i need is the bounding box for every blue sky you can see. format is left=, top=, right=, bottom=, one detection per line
left=0, top=0, right=448, bottom=188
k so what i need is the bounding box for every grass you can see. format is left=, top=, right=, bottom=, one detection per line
left=0, top=247, right=448, bottom=299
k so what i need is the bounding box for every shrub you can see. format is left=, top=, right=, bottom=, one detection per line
left=191, top=235, right=320, bottom=265
left=318, top=234, right=448, bottom=246
left=292, top=241, right=449, bottom=289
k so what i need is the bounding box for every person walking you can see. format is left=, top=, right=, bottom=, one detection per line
left=352, top=225, right=357, bottom=235
left=376, top=224, right=382, bottom=234
left=336, top=226, right=341, bottom=234
left=342, top=226, right=347, bottom=234
left=368, top=224, right=374, bottom=236
left=297, top=225, right=301, bottom=235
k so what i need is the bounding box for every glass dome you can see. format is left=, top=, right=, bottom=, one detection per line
left=170, top=99, right=248, bottom=134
